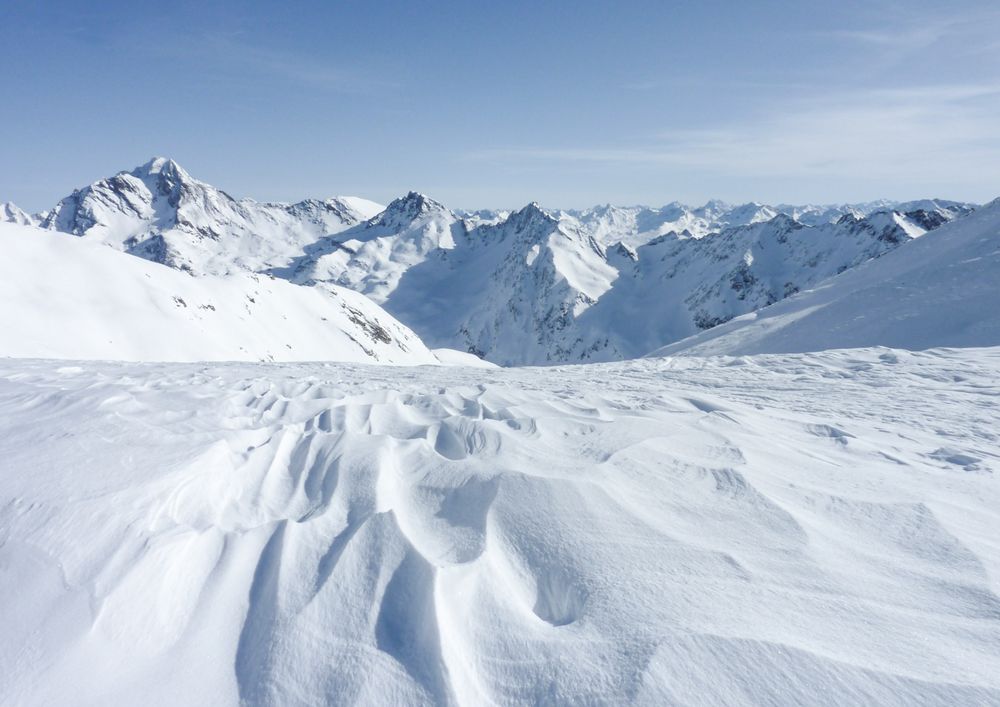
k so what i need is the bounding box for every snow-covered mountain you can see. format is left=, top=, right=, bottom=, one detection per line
left=27, top=157, right=383, bottom=275
left=562, top=198, right=971, bottom=246
left=1, top=201, right=35, bottom=226
left=651, top=198, right=1000, bottom=357
left=286, top=192, right=970, bottom=364
left=284, top=196, right=621, bottom=364
left=2, top=158, right=975, bottom=365
left=0, top=222, right=436, bottom=364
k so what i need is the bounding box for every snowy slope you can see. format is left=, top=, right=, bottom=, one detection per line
left=2, top=348, right=998, bottom=705
left=653, top=199, right=1000, bottom=356
left=29, top=158, right=383, bottom=275
left=0, top=222, right=436, bottom=364
left=582, top=210, right=947, bottom=358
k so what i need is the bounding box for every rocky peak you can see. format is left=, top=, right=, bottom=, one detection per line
left=372, top=191, right=449, bottom=229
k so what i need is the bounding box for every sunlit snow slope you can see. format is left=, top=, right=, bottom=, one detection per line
left=653, top=199, right=1000, bottom=357
left=2, top=350, right=998, bottom=705
left=0, top=223, right=436, bottom=364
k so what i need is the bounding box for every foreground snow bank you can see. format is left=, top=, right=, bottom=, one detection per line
left=1, top=348, right=998, bottom=705
left=0, top=223, right=436, bottom=364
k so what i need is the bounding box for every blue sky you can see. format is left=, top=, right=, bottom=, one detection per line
left=3, top=0, right=999, bottom=210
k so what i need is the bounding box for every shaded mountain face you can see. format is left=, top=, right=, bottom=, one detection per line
left=651, top=198, right=1000, bottom=357
left=3, top=158, right=975, bottom=365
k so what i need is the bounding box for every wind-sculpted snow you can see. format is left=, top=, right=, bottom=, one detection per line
left=2, top=348, right=999, bottom=705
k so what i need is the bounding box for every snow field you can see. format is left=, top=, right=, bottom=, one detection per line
left=1, top=348, right=998, bottom=705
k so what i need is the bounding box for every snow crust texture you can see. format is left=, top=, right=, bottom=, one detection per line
left=2, top=348, right=998, bottom=705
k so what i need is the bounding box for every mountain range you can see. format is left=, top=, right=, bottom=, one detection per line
left=1, top=158, right=976, bottom=365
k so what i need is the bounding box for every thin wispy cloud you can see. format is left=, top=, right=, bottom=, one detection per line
left=820, top=6, right=1000, bottom=58
left=467, top=83, right=1000, bottom=189
left=142, top=31, right=394, bottom=93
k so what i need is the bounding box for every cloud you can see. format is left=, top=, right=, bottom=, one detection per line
left=142, top=31, right=393, bottom=93
left=466, top=83, right=1000, bottom=189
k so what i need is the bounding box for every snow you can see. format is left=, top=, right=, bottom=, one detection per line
left=285, top=193, right=968, bottom=365
left=0, top=222, right=437, bottom=365
left=28, top=157, right=384, bottom=275
left=3, top=158, right=975, bottom=365
left=1, top=347, right=998, bottom=705
left=2, top=158, right=999, bottom=705
left=1, top=201, right=35, bottom=226
left=654, top=198, right=1000, bottom=357
left=430, top=348, right=500, bottom=368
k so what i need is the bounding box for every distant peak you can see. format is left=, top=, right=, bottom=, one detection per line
left=401, top=191, right=445, bottom=209
left=505, top=201, right=557, bottom=230
left=519, top=201, right=551, bottom=218
left=375, top=191, right=448, bottom=223
left=131, top=157, right=191, bottom=181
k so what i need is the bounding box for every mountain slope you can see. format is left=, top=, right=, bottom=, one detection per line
left=31, top=158, right=383, bottom=275
left=653, top=199, right=1000, bottom=356
left=287, top=198, right=620, bottom=364
left=2, top=348, right=998, bottom=704
left=0, top=222, right=436, bottom=364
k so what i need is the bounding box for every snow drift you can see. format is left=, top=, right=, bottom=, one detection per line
left=1, top=349, right=998, bottom=705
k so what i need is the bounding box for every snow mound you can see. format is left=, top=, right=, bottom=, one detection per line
left=431, top=348, right=500, bottom=368
left=2, top=348, right=999, bottom=704
left=654, top=199, right=1000, bottom=356
left=0, top=222, right=436, bottom=364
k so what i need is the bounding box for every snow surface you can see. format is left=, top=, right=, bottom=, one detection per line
left=654, top=198, right=1000, bottom=357
left=431, top=348, right=501, bottom=368
left=0, top=222, right=436, bottom=365
left=1, top=347, right=998, bottom=705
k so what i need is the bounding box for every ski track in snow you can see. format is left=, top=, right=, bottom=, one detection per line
left=1, top=348, right=999, bottom=705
